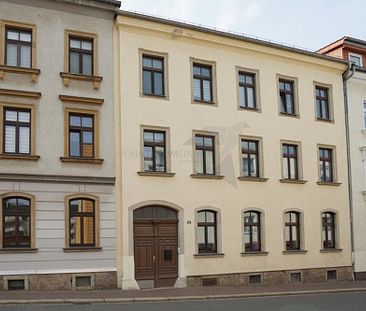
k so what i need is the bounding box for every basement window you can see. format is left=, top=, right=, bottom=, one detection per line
left=74, top=275, right=93, bottom=288
left=202, top=278, right=218, bottom=287
left=290, top=272, right=302, bottom=283
left=248, top=274, right=262, bottom=284
left=327, top=270, right=337, bottom=281
left=7, top=279, right=25, bottom=290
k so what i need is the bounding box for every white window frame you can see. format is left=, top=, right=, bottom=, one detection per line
left=349, top=53, right=363, bottom=67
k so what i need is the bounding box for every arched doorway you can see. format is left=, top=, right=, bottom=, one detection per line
left=133, top=206, right=178, bottom=288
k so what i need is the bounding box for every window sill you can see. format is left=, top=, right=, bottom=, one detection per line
left=282, top=250, right=308, bottom=255
left=191, top=174, right=225, bottom=179
left=238, top=177, right=268, bottom=182
left=0, top=65, right=40, bottom=83
left=279, top=112, right=300, bottom=118
left=279, top=179, right=307, bottom=184
left=192, top=100, right=217, bottom=106
left=137, top=171, right=176, bottom=177
left=316, top=118, right=334, bottom=124
left=194, top=253, right=225, bottom=258
left=141, top=93, right=168, bottom=100
left=317, top=181, right=342, bottom=186
left=0, top=154, right=40, bottom=161
left=63, top=247, right=102, bottom=253
left=60, top=72, right=103, bottom=90
left=241, top=251, right=268, bottom=257
left=60, top=157, right=104, bottom=164
left=0, top=248, right=38, bottom=254
left=238, top=106, right=261, bottom=113
left=320, top=248, right=342, bottom=253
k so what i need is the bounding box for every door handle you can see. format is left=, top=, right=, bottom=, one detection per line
left=153, top=255, right=156, bottom=262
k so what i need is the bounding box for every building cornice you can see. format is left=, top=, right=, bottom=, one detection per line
left=117, top=11, right=348, bottom=71
left=0, top=173, right=115, bottom=185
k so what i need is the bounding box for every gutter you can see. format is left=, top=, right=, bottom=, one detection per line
left=343, top=62, right=356, bottom=280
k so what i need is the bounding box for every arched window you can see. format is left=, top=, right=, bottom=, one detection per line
left=69, top=198, right=95, bottom=247
left=197, top=210, right=217, bottom=254
left=284, top=211, right=300, bottom=250
left=244, top=211, right=261, bottom=252
left=2, top=196, right=31, bottom=248
left=322, top=212, right=336, bottom=249
left=133, top=206, right=177, bottom=220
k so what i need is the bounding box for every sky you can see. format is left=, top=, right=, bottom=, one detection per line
left=120, top=0, right=366, bottom=51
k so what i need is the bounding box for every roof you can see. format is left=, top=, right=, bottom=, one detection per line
left=93, top=0, right=121, bottom=7
left=318, top=36, right=366, bottom=54
left=117, top=10, right=348, bottom=66
left=53, top=0, right=121, bottom=11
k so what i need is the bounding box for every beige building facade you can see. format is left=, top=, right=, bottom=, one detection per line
left=320, top=37, right=366, bottom=279
left=0, top=0, right=119, bottom=290
left=115, top=12, right=353, bottom=289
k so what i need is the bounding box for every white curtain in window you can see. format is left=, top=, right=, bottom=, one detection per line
left=5, top=126, right=16, bottom=153
left=19, top=127, right=30, bottom=154
left=6, top=44, right=17, bottom=66
left=20, top=45, right=31, bottom=68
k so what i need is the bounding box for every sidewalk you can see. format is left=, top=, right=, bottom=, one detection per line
left=1, top=281, right=366, bottom=305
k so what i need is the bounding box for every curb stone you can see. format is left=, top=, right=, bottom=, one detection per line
left=1, top=287, right=366, bottom=305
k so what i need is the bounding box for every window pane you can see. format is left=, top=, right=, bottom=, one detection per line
left=203, top=80, right=212, bottom=102
left=246, top=87, right=255, bottom=108
left=5, top=110, right=17, bottom=122
left=82, top=117, right=93, bottom=128
left=82, top=54, right=92, bottom=75
left=70, top=216, right=81, bottom=245
left=321, top=100, right=329, bottom=119
left=143, top=57, right=152, bottom=68
left=244, top=225, right=250, bottom=246
left=350, top=55, right=361, bottom=66
left=4, top=126, right=16, bottom=153
left=70, top=52, right=80, bottom=74
left=205, top=150, right=214, bottom=174
left=250, top=155, right=257, bottom=176
left=143, top=131, right=154, bottom=143
left=201, top=67, right=211, bottom=77
left=289, top=158, right=296, bottom=179
left=195, top=136, right=204, bottom=147
left=286, top=94, right=294, bottom=113
left=70, top=39, right=81, bottom=49
left=283, top=158, right=289, bottom=178
left=206, top=212, right=215, bottom=223
left=195, top=150, right=204, bottom=174
left=197, top=211, right=205, bottom=222
left=18, top=216, right=30, bottom=237
left=154, top=72, right=163, bottom=95
left=81, top=40, right=92, bottom=51
left=83, top=131, right=93, bottom=144
left=19, top=32, right=31, bottom=42
left=18, top=112, right=30, bottom=123
left=252, top=227, right=259, bottom=250
left=242, top=155, right=249, bottom=176
left=7, top=30, right=19, bottom=40
left=144, top=146, right=153, bottom=171
left=280, top=93, right=286, bottom=113
left=143, top=71, right=152, bottom=94
left=245, top=75, right=254, bottom=84
left=239, top=86, right=245, bottom=107
left=83, top=217, right=94, bottom=245
left=154, top=132, right=165, bottom=143
left=4, top=198, right=17, bottom=212
left=6, top=43, right=18, bottom=66
left=4, top=216, right=16, bottom=238
left=70, top=200, right=82, bottom=213
left=19, top=126, right=30, bottom=154
left=20, top=45, right=31, bottom=68
left=152, top=59, right=162, bottom=69
left=155, top=146, right=165, bottom=172
left=197, top=226, right=205, bottom=251
left=193, top=66, right=201, bottom=76
left=83, top=200, right=94, bottom=213
left=207, top=226, right=216, bottom=251
left=193, top=78, right=201, bottom=101
left=70, top=132, right=80, bottom=157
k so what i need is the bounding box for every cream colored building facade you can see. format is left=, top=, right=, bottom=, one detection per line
left=0, top=0, right=119, bottom=290
left=115, top=12, right=353, bottom=289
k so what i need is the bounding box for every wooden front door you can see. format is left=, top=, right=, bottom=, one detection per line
left=133, top=207, right=178, bottom=288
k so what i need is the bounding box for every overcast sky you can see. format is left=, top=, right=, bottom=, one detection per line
left=120, top=0, right=366, bottom=51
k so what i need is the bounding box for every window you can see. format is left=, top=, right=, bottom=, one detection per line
left=244, top=211, right=261, bottom=252
left=285, top=212, right=300, bottom=250
left=322, top=212, right=336, bottom=249
left=197, top=210, right=217, bottom=253
left=241, top=140, right=259, bottom=177
left=69, top=36, right=93, bottom=75
left=279, top=79, right=296, bottom=115
left=142, top=55, right=164, bottom=96
left=69, top=199, right=95, bottom=247
left=3, top=108, right=31, bottom=155
left=194, top=135, right=215, bottom=175
left=363, top=101, right=366, bottom=129
left=143, top=130, right=166, bottom=172
left=5, top=27, right=32, bottom=68
left=2, top=197, right=31, bottom=248
left=319, top=148, right=333, bottom=182
left=193, top=63, right=213, bottom=103
left=238, top=71, right=256, bottom=109
left=316, top=86, right=330, bottom=120
left=68, top=113, right=94, bottom=158
left=282, top=144, right=298, bottom=180
left=349, top=53, right=362, bottom=67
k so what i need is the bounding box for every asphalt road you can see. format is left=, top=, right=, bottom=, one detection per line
left=1, top=292, right=366, bottom=311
